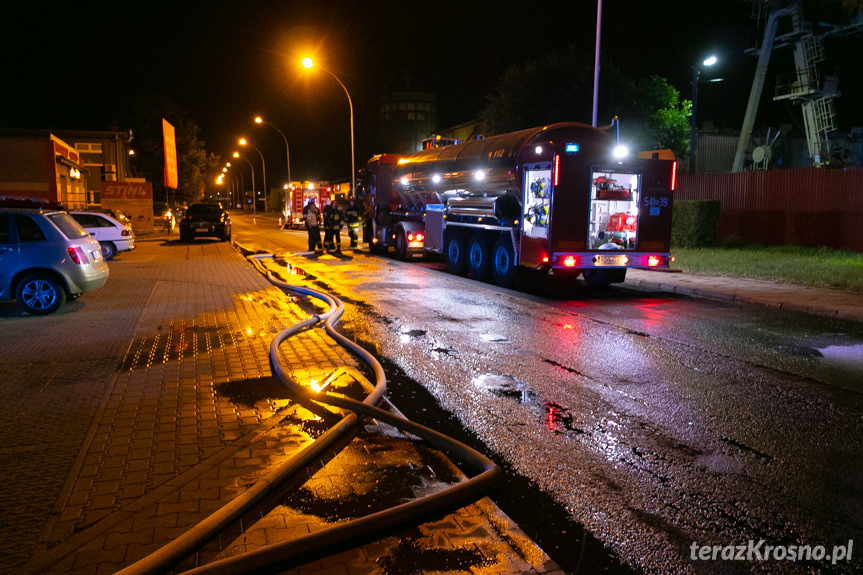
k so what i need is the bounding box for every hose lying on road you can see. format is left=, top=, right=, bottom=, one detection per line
left=115, top=253, right=498, bottom=575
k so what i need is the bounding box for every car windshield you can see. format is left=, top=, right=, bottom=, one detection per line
left=48, top=212, right=89, bottom=239
left=187, top=205, right=222, bottom=218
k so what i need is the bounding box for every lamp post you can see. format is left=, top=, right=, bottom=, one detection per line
left=301, top=57, right=355, bottom=196
left=254, top=117, right=290, bottom=184
left=239, top=138, right=267, bottom=211
left=233, top=152, right=255, bottom=214
left=690, top=55, right=718, bottom=174
left=226, top=162, right=243, bottom=210
left=255, top=116, right=291, bottom=219
left=222, top=167, right=239, bottom=208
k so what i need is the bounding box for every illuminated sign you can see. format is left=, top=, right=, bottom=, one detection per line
left=565, top=143, right=579, bottom=155
left=162, top=118, right=179, bottom=189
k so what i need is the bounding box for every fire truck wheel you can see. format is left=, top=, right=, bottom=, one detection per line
left=444, top=230, right=467, bottom=275
left=491, top=235, right=516, bottom=287
left=583, top=269, right=627, bottom=287
left=395, top=230, right=408, bottom=260
left=467, top=232, right=492, bottom=281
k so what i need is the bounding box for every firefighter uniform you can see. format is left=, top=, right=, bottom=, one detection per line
left=322, top=201, right=343, bottom=252
left=344, top=200, right=361, bottom=248
left=302, top=198, right=322, bottom=252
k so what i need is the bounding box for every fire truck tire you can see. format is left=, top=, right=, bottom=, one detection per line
left=583, top=269, right=627, bottom=287
left=444, top=229, right=467, bottom=275
left=395, top=230, right=408, bottom=260
left=467, top=232, right=492, bottom=281
left=490, top=235, right=517, bottom=287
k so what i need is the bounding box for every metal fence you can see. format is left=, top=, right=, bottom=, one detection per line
left=676, top=167, right=863, bottom=252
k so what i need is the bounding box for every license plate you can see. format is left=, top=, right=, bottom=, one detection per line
left=195, top=227, right=209, bottom=232
left=595, top=254, right=627, bottom=266
left=408, top=241, right=423, bottom=248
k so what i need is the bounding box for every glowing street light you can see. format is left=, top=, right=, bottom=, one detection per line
left=239, top=138, right=267, bottom=211
left=690, top=55, right=719, bottom=174
left=301, top=57, right=355, bottom=196
left=233, top=152, right=256, bottom=214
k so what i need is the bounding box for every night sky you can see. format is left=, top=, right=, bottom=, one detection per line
left=2, top=0, right=860, bottom=185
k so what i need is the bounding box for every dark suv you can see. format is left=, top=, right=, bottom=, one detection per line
left=179, top=203, right=231, bottom=242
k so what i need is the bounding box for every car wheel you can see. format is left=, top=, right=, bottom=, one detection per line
left=491, top=235, right=517, bottom=287
left=467, top=232, right=492, bottom=281
left=444, top=229, right=467, bottom=275
left=16, top=273, right=67, bottom=315
left=100, top=241, right=117, bottom=261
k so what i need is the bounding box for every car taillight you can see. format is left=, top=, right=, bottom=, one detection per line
left=67, top=247, right=89, bottom=265
left=122, top=229, right=132, bottom=237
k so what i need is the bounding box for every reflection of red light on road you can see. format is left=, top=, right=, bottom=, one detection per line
left=546, top=405, right=557, bottom=430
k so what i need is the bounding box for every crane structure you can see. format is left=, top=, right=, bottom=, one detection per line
left=733, top=0, right=863, bottom=171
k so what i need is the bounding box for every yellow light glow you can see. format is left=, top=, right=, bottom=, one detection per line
left=233, top=152, right=239, bottom=158
left=255, top=117, right=262, bottom=123
left=239, top=138, right=247, bottom=145
left=302, top=57, right=314, bottom=69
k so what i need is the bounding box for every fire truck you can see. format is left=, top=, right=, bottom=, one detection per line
left=359, top=122, right=676, bottom=288
left=282, top=182, right=333, bottom=229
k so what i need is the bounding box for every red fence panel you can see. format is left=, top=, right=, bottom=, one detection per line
left=676, top=168, right=863, bottom=252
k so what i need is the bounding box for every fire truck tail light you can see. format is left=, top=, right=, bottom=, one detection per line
left=670, top=161, right=677, bottom=191
left=542, top=256, right=549, bottom=263
left=553, top=154, right=560, bottom=186
left=416, top=233, right=424, bottom=242
left=563, top=255, right=579, bottom=267
left=647, top=255, right=662, bottom=267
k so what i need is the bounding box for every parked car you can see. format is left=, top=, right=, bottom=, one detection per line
left=0, top=206, right=109, bottom=315
left=70, top=211, right=135, bottom=260
left=179, top=203, right=231, bottom=242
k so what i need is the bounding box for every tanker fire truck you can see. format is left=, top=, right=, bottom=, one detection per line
left=360, top=122, right=676, bottom=288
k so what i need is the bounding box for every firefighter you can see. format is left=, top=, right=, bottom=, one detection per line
left=302, top=197, right=322, bottom=253
left=322, top=199, right=343, bottom=253
left=344, top=199, right=361, bottom=248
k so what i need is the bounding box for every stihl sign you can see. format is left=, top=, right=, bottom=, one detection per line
left=101, top=181, right=152, bottom=200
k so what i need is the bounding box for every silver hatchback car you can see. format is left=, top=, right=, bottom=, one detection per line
left=0, top=207, right=110, bottom=315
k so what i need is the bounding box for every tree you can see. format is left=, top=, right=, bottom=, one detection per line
left=124, top=95, right=218, bottom=207
left=479, top=49, right=691, bottom=158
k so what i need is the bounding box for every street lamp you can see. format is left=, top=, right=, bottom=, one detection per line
left=233, top=152, right=256, bottom=214
left=226, top=163, right=243, bottom=209
left=690, top=55, right=718, bottom=174
left=301, top=57, right=355, bottom=196
left=254, top=117, right=291, bottom=184
left=239, top=138, right=267, bottom=212
left=255, top=116, right=291, bottom=220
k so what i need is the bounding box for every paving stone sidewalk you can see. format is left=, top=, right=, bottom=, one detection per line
left=1, top=239, right=560, bottom=575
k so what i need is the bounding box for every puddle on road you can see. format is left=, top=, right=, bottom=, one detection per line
left=214, top=376, right=292, bottom=408
left=272, top=257, right=314, bottom=279
left=379, top=539, right=492, bottom=575
left=480, top=333, right=510, bottom=343
left=544, top=401, right=587, bottom=435
left=472, top=374, right=536, bottom=404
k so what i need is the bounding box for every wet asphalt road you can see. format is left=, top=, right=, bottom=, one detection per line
left=235, top=214, right=863, bottom=575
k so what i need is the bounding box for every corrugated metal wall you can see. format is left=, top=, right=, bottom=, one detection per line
left=676, top=167, right=863, bottom=251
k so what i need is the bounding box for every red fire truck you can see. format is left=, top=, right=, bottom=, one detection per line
left=359, top=122, right=675, bottom=288
left=283, top=182, right=333, bottom=229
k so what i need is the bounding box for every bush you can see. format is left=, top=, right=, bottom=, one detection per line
left=671, top=200, right=720, bottom=248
